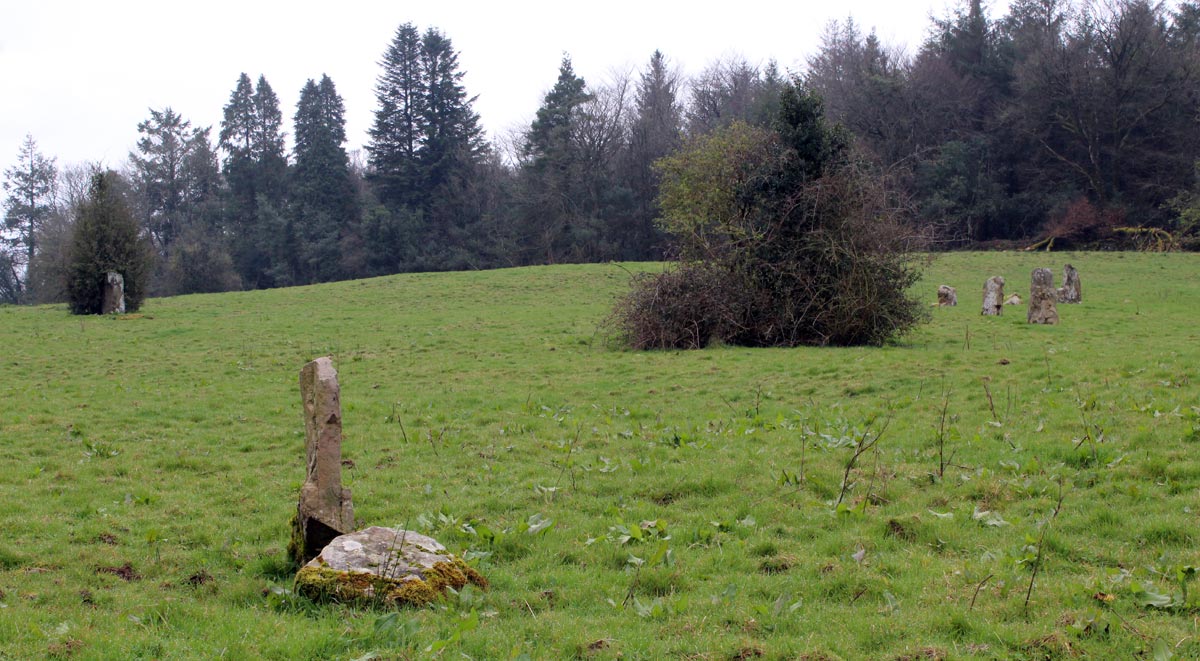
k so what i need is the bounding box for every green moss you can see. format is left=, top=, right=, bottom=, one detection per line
left=456, top=559, right=489, bottom=590
left=294, top=558, right=487, bottom=609
left=286, top=512, right=304, bottom=568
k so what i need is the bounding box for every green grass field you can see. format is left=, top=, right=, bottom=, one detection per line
left=1, top=252, right=1198, bottom=660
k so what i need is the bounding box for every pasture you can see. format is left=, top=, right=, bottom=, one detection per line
left=0, top=252, right=1197, bottom=659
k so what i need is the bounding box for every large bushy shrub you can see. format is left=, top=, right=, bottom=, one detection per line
left=67, top=171, right=154, bottom=314
left=614, top=82, right=926, bottom=348
left=611, top=263, right=741, bottom=350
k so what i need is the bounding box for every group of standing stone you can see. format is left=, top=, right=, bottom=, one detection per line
left=936, top=264, right=1081, bottom=325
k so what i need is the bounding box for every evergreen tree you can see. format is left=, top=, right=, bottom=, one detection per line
left=367, top=22, right=491, bottom=271
left=518, top=55, right=594, bottom=263
left=420, top=29, right=487, bottom=189
left=368, top=22, right=426, bottom=209
left=418, top=27, right=489, bottom=261
left=219, top=73, right=256, bottom=162
left=252, top=76, right=289, bottom=200
left=218, top=74, right=288, bottom=288
left=524, top=56, right=591, bottom=163
left=291, top=75, right=357, bottom=284
left=2, top=135, right=57, bottom=303
left=66, top=171, right=153, bottom=314
left=620, top=50, right=681, bottom=260
left=129, top=108, right=220, bottom=259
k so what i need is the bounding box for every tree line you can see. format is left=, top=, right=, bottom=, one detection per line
left=4, top=0, right=1200, bottom=306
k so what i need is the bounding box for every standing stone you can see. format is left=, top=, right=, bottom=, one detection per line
left=102, top=272, right=125, bottom=315
left=289, top=357, right=355, bottom=565
left=1004, top=294, right=1022, bottom=306
left=1057, top=264, right=1081, bottom=303
left=1028, top=268, right=1059, bottom=324
left=937, top=285, right=958, bottom=307
left=981, top=276, right=1005, bottom=316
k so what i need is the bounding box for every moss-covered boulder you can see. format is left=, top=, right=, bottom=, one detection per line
left=294, top=526, right=487, bottom=608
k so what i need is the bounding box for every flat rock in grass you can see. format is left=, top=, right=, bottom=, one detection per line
left=295, top=526, right=487, bottom=608
left=937, top=285, right=957, bottom=307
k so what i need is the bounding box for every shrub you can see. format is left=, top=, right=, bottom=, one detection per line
left=609, top=263, right=742, bottom=350
left=1040, top=197, right=1123, bottom=249
left=614, top=82, right=926, bottom=349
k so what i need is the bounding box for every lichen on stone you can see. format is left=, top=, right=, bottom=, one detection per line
left=292, top=526, right=488, bottom=608
left=295, top=558, right=485, bottom=608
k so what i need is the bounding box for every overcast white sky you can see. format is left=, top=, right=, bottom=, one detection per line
left=1, top=0, right=1006, bottom=169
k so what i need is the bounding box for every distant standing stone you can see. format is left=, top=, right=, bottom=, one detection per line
left=102, top=272, right=125, bottom=315
left=1058, top=264, right=1081, bottom=303
left=982, top=276, right=1005, bottom=316
left=937, top=285, right=957, bottom=307
left=289, top=357, right=355, bottom=565
left=1004, top=294, right=1022, bottom=306
left=1028, top=268, right=1059, bottom=324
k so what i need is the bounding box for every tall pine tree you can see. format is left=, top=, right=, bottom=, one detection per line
left=518, top=56, right=594, bottom=263
left=219, top=74, right=288, bottom=288
left=366, top=22, right=489, bottom=271
left=291, top=75, right=357, bottom=284
left=368, top=22, right=426, bottom=210
left=621, top=50, right=681, bottom=259
left=418, top=27, right=488, bottom=261
left=2, top=135, right=57, bottom=303
left=128, top=108, right=220, bottom=259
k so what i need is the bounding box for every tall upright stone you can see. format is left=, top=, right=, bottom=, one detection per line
left=981, top=276, right=1005, bottom=316
left=1057, top=264, right=1081, bottom=303
left=937, top=285, right=958, bottom=307
left=289, top=357, right=355, bottom=565
left=1028, top=268, right=1059, bottom=324
left=102, top=272, right=125, bottom=315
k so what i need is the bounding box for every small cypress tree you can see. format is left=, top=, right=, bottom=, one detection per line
left=67, top=171, right=154, bottom=314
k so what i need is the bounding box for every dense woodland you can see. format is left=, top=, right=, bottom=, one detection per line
left=4, top=0, right=1200, bottom=305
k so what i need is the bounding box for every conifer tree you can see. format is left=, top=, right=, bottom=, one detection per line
left=219, top=74, right=288, bottom=288
left=368, top=22, right=426, bottom=209
left=291, top=75, right=356, bottom=284
left=519, top=56, right=594, bottom=263
left=129, top=108, right=220, bottom=258
left=2, top=135, right=58, bottom=303
left=622, top=50, right=682, bottom=259
left=420, top=28, right=487, bottom=190
left=418, top=27, right=488, bottom=254
left=67, top=171, right=153, bottom=314
left=367, top=22, right=490, bottom=270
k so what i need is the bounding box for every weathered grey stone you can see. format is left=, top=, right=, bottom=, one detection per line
left=1028, top=268, right=1059, bottom=324
left=289, top=357, right=354, bottom=565
left=937, top=285, right=957, bottom=307
left=981, top=276, right=1005, bottom=316
left=1057, top=263, right=1081, bottom=303
left=102, top=272, right=125, bottom=315
left=1004, top=293, right=1022, bottom=306
left=295, top=526, right=487, bottom=607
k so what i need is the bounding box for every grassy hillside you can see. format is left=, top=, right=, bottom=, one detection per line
left=1, top=252, right=1197, bottom=659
